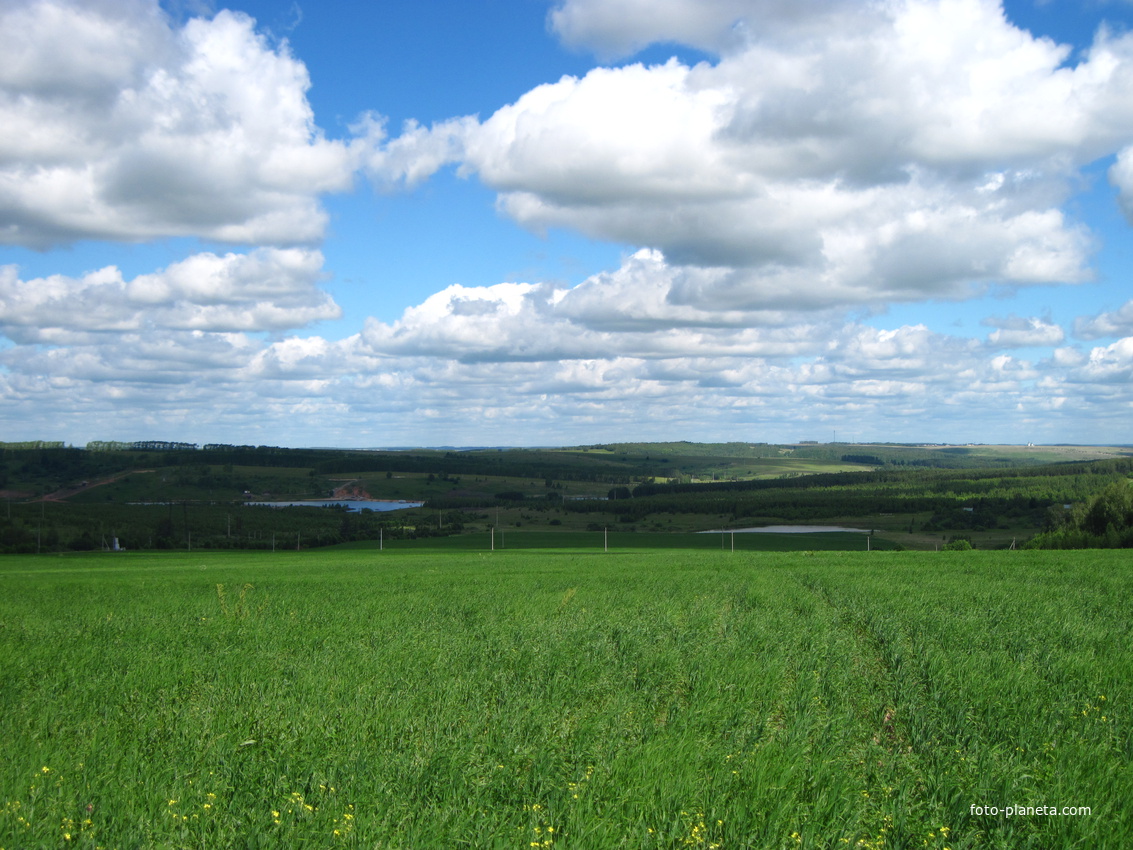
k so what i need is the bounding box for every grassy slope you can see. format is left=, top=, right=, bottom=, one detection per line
left=1, top=550, right=1129, bottom=848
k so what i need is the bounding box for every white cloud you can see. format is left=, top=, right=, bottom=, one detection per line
left=465, top=61, right=738, bottom=204
left=1051, top=346, right=1088, bottom=368
left=983, top=315, right=1066, bottom=347
left=1, top=330, right=259, bottom=386
left=354, top=269, right=990, bottom=399
left=356, top=251, right=845, bottom=363
left=354, top=113, right=477, bottom=189
left=0, top=248, right=339, bottom=343
left=1110, top=145, right=1133, bottom=223
left=0, top=0, right=355, bottom=248
left=369, top=0, right=1133, bottom=312
left=1077, top=336, right=1133, bottom=379
left=1075, top=299, right=1133, bottom=339
left=2, top=299, right=1128, bottom=445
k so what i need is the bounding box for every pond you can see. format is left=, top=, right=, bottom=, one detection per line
left=248, top=499, right=424, bottom=513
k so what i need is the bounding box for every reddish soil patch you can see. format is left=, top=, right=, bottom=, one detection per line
left=331, top=481, right=375, bottom=500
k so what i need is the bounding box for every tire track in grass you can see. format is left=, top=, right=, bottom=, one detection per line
left=796, top=554, right=1133, bottom=849
left=793, top=570, right=957, bottom=850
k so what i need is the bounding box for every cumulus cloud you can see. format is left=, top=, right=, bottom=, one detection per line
left=1063, top=337, right=1133, bottom=384
left=0, top=248, right=339, bottom=343
left=983, top=315, right=1066, bottom=347
left=1073, top=299, right=1133, bottom=339
left=365, top=0, right=1133, bottom=312
left=349, top=259, right=1023, bottom=408
left=0, top=0, right=355, bottom=247
left=356, top=251, right=846, bottom=364
left=353, top=113, right=477, bottom=189
left=1, top=277, right=1124, bottom=445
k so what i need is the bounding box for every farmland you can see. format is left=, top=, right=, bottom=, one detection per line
left=1, top=548, right=1129, bottom=848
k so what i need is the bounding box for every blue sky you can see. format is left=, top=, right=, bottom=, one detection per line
left=2, top=0, right=1133, bottom=447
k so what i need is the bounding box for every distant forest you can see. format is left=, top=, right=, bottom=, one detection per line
left=1, top=441, right=1131, bottom=553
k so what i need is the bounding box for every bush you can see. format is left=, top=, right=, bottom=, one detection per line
left=942, top=539, right=973, bottom=551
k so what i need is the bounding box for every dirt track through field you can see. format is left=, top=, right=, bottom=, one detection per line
left=32, top=469, right=152, bottom=503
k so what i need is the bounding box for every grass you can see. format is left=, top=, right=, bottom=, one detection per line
left=332, top=530, right=896, bottom=552
left=1, top=549, right=1129, bottom=848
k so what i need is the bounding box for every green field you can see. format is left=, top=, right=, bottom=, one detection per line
left=2, top=549, right=1129, bottom=848
left=331, top=531, right=898, bottom=553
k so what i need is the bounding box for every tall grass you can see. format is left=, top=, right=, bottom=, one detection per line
left=0, top=549, right=1128, bottom=848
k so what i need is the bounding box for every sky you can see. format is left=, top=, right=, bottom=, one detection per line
left=3, top=0, right=1133, bottom=448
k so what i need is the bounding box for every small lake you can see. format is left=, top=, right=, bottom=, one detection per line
left=700, top=525, right=870, bottom=534
left=249, top=500, right=424, bottom=513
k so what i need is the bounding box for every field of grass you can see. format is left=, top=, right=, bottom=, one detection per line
left=333, top=530, right=897, bottom=553
left=2, top=549, right=1129, bottom=848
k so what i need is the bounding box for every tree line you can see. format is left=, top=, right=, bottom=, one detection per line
left=1026, top=480, right=1133, bottom=548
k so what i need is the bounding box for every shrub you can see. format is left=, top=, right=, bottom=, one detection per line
left=942, top=538, right=972, bottom=551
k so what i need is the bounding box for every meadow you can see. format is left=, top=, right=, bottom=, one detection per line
left=1, top=548, right=1129, bottom=848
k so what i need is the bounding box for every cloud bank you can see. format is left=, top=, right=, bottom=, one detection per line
left=2, top=0, right=1133, bottom=445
